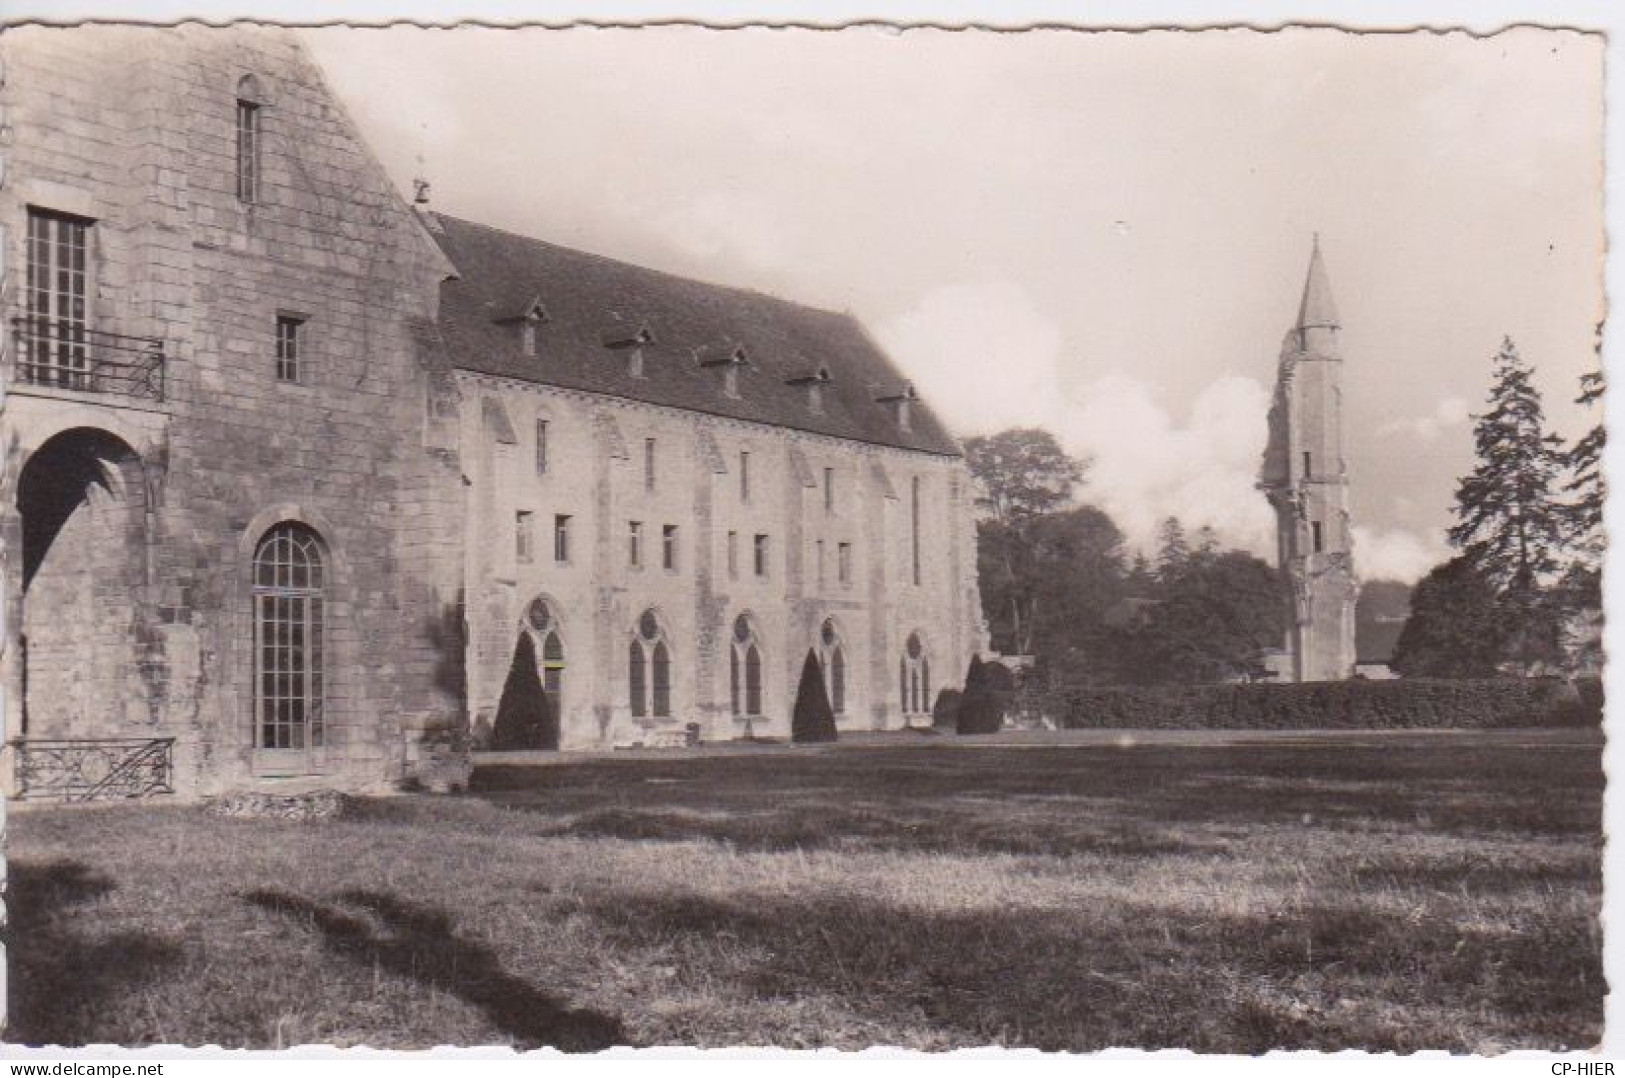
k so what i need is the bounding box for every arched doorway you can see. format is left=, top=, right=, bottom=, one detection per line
left=15, top=427, right=149, bottom=739
left=817, top=618, right=848, bottom=717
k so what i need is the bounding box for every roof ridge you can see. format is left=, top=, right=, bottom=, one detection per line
left=432, top=211, right=859, bottom=330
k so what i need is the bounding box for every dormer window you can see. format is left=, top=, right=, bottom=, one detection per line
left=700, top=343, right=750, bottom=400
left=602, top=320, right=654, bottom=379
left=786, top=365, right=833, bottom=415
left=494, top=297, right=549, bottom=357
left=876, top=382, right=918, bottom=432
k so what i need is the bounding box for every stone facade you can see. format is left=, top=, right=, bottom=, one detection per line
left=458, top=375, right=981, bottom=746
left=0, top=25, right=985, bottom=794
left=1259, top=239, right=1358, bottom=682
left=0, top=25, right=459, bottom=796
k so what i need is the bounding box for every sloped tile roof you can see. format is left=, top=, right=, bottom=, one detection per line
left=427, top=213, right=961, bottom=457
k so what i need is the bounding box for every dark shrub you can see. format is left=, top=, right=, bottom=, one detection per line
left=957, top=655, right=1004, bottom=735
left=491, top=632, right=558, bottom=749
left=792, top=649, right=838, bottom=743
left=931, top=688, right=963, bottom=729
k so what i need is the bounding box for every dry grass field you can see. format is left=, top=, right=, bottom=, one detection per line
left=6, top=728, right=1603, bottom=1052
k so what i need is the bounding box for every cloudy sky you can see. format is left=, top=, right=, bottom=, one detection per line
left=304, top=25, right=1604, bottom=582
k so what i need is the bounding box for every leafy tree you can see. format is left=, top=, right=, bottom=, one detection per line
left=963, top=428, right=1086, bottom=524
left=1564, top=367, right=1605, bottom=563
left=1114, top=551, right=1283, bottom=684
left=1448, top=337, right=1569, bottom=595
left=791, top=649, right=838, bottom=743
left=1391, top=557, right=1507, bottom=678
left=491, top=632, right=557, bottom=749
left=965, top=428, right=1088, bottom=655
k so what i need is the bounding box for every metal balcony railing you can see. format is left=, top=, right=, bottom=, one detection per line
left=10, top=316, right=166, bottom=401
left=11, top=737, right=176, bottom=802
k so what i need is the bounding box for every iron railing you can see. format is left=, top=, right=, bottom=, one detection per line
left=10, top=317, right=166, bottom=401
left=11, top=737, right=176, bottom=802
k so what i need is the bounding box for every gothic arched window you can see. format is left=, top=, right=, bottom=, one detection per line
left=902, top=630, right=930, bottom=716
left=630, top=609, right=672, bottom=719
left=818, top=618, right=847, bottom=715
left=730, top=614, right=764, bottom=717
left=253, top=523, right=325, bottom=750
left=526, top=597, right=565, bottom=702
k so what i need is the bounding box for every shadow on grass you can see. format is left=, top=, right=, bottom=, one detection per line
left=8, top=859, right=186, bottom=1047
left=243, top=888, right=625, bottom=1051
left=576, top=887, right=1601, bottom=1052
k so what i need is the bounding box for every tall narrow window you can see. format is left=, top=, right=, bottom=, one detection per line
left=727, top=530, right=739, bottom=579
left=902, top=631, right=929, bottom=718
left=629, top=521, right=643, bottom=568
left=754, top=534, right=769, bottom=578
left=816, top=539, right=825, bottom=588
left=645, top=437, right=657, bottom=491
left=527, top=598, right=565, bottom=702
left=516, top=511, right=534, bottom=563
left=911, top=476, right=923, bottom=586
left=838, top=542, right=852, bottom=586
left=1302, top=450, right=1312, bottom=478
left=23, top=209, right=90, bottom=390
left=553, top=514, right=571, bottom=563
left=236, top=96, right=261, bottom=204
left=536, top=418, right=550, bottom=474
left=275, top=315, right=303, bottom=383
left=1312, top=521, right=1325, bottom=554
left=662, top=524, right=678, bottom=571
left=819, top=620, right=847, bottom=716
left=740, top=450, right=751, bottom=502
left=824, top=467, right=835, bottom=513
left=731, top=615, right=763, bottom=718
left=253, top=523, right=325, bottom=751
left=630, top=610, right=672, bottom=719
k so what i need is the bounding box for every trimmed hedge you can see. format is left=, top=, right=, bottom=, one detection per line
left=792, top=649, right=839, bottom=743
left=1039, top=677, right=1602, bottom=731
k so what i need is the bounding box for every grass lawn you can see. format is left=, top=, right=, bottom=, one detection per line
left=7, top=728, right=1603, bottom=1052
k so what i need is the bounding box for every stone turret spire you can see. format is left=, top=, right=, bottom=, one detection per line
left=1296, top=233, right=1340, bottom=331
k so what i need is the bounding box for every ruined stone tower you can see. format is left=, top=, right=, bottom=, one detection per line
left=1259, top=238, right=1357, bottom=682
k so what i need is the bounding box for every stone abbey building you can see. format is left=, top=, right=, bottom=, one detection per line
left=0, top=24, right=984, bottom=799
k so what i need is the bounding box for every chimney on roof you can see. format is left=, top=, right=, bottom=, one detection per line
left=413, top=177, right=432, bottom=205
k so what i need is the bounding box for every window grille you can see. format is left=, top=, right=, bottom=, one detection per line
left=253, top=524, right=325, bottom=751
left=23, top=209, right=90, bottom=390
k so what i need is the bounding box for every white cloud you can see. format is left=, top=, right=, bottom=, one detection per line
left=877, top=281, right=1277, bottom=558
left=1351, top=525, right=1451, bottom=584
left=1063, top=374, right=1276, bottom=557
left=874, top=280, right=1067, bottom=436
left=1376, top=395, right=1469, bottom=442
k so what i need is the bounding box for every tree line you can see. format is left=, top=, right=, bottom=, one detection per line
left=966, top=428, right=1284, bottom=686
left=1394, top=337, right=1603, bottom=677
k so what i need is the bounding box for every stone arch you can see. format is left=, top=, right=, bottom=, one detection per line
left=629, top=606, right=674, bottom=720
left=521, top=593, right=568, bottom=707
left=236, top=72, right=270, bottom=105
left=14, top=427, right=150, bottom=738
left=815, top=615, right=850, bottom=717
left=728, top=610, right=766, bottom=719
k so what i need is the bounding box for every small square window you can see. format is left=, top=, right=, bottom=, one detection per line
left=276, top=315, right=304, bottom=383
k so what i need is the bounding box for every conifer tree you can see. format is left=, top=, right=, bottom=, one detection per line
left=1564, top=367, right=1605, bottom=563
left=1448, top=337, right=1569, bottom=594
left=791, top=649, right=838, bottom=743
left=491, top=632, right=557, bottom=750
left=1155, top=516, right=1190, bottom=585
